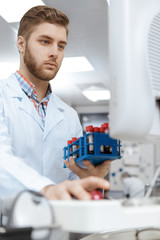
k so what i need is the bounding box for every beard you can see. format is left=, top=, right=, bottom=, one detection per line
left=24, top=44, right=59, bottom=81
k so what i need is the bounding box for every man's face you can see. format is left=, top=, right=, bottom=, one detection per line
left=23, top=22, right=67, bottom=81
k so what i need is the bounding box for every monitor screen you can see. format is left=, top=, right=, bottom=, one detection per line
left=108, top=0, right=160, bottom=142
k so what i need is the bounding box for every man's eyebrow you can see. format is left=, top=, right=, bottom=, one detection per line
left=38, top=35, right=67, bottom=45
left=38, top=35, right=53, bottom=40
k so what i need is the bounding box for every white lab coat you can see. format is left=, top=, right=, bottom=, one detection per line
left=0, top=74, right=83, bottom=201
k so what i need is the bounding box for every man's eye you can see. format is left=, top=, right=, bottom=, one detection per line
left=41, top=40, right=49, bottom=44
left=59, top=45, right=65, bottom=50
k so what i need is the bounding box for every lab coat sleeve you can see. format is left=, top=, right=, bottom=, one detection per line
left=0, top=112, right=54, bottom=193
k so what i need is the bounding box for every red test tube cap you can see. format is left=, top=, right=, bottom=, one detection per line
left=72, top=137, right=77, bottom=142
left=93, top=127, right=100, bottom=132
left=85, top=125, right=94, bottom=132
left=102, top=122, right=109, bottom=130
left=100, top=126, right=105, bottom=133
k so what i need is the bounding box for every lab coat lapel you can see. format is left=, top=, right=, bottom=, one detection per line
left=7, top=74, right=43, bottom=130
left=18, top=97, right=43, bottom=130
left=44, top=94, right=64, bottom=140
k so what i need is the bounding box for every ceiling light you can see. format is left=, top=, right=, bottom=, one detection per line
left=83, top=87, right=111, bottom=102
left=59, top=56, right=94, bottom=73
left=0, top=0, right=44, bottom=23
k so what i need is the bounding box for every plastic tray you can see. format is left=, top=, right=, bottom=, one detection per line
left=63, top=132, right=121, bottom=167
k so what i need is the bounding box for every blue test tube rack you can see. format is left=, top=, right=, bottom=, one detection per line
left=63, top=132, right=122, bottom=167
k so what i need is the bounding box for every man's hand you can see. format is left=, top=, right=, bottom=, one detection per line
left=64, top=157, right=111, bottom=178
left=40, top=176, right=110, bottom=200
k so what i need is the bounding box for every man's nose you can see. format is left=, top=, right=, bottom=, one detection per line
left=49, top=45, right=58, bottom=59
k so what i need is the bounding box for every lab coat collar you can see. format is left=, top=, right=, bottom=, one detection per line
left=7, top=74, right=65, bottom=137
left=7, top=73, right=24, bottom=98
left=7, top=74, right=43, bottom=130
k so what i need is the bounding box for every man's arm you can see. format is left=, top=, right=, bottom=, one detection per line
left=0, top=113, right=54, bottom=196
left=40, top=176, right=110, bottom=200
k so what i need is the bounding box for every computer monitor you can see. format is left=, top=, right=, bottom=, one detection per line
left=108, top=0, right=160, bottom=142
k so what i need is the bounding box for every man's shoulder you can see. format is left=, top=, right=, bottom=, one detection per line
left=53, top=93, right=76, bottom=113
left=0, top=74, right=16, bottom=88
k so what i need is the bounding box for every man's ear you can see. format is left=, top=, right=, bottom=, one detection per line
left=17, top=36, right=26, bottom=53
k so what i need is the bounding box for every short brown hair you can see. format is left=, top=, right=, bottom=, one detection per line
left=18, top=5, right=69, bottom=40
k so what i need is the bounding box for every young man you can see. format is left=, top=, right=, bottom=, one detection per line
left=0, top=5, right=110, bottom=201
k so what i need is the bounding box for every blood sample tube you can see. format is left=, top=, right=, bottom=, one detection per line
left=102, top=123, right=112, bottom=154
left=67, top=140, right=72, bottom=158
left=85, top=125, right=94, bottom=154
left=72, top=137, right=77, bottom=159
left=102, top=122, right=109, bottom=134
left=100, top=126, right=105, bottom=153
